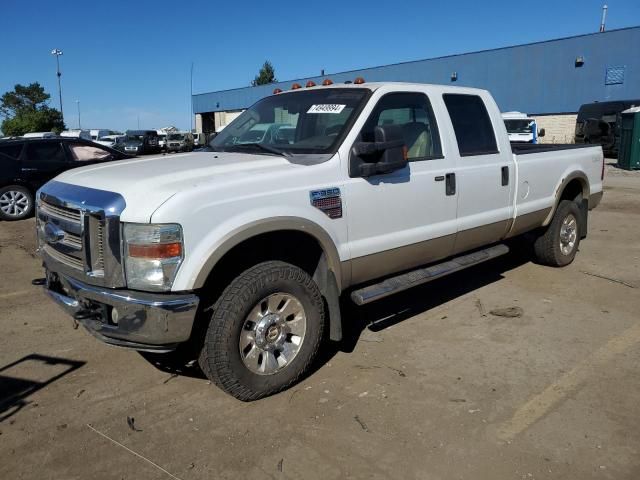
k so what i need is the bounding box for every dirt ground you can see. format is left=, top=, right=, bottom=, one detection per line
left=1, top=164, right=639, bottom=480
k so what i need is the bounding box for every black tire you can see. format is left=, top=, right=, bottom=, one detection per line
left=199, top=261, right=325, bottom=401
left=533, top=200, right=582, bottom=267
left=0, top=185, right=34, bottom=221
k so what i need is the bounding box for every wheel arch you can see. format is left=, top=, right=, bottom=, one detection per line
left=543, top=171, right=590, bottom=227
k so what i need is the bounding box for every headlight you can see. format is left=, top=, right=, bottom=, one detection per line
left=123, top=223, right=183, bottom=291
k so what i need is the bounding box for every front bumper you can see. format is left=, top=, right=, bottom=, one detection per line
left=44, top=270, right=199, bottom=352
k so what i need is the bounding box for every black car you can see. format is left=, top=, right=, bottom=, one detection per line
left=0, top=137, right=131, bottom=221
left=575, top=99, right=640, bottom=155
left=122, top=130, right=161, bottom=155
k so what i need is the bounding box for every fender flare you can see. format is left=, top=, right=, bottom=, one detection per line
left=192, top=216, right=348, bottom=292
left=543, top=171, right=590, bottom=227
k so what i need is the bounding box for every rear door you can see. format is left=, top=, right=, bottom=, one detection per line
left=442, top=93, right=514, bottom=254
left=0, top=143, right=24, bottom=185
left=346, top=90, right=458, bottom=284
left=20, top=140, right=69, bottom=190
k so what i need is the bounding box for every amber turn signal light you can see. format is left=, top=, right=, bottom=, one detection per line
left=128, top=242, right=182, bottom=259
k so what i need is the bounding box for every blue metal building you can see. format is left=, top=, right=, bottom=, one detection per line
left=193, top=26, right=640, bottom=132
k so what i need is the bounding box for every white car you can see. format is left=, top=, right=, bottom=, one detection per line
left=95, top=134, right=126, bottom=149
left=37, top=81, right=603, bottom=401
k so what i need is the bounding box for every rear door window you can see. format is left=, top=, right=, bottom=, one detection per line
left=24, top=141, right=67, bottom=163
left=0, top=143, right=24, bottom=159
left=443, top=94, right=498, bottom=156
left=67, top=143, right=112, bottom=162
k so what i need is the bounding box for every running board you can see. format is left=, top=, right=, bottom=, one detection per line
left=350, top=244, right=509, bottom=306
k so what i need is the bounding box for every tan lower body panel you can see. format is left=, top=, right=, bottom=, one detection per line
left=505, top=208, right=552, bottom=238
left=349, top=234, right=455, bottom=286
left=346, top=209, right=550, bottom=288
left=451, top=220, right=511, bottom=256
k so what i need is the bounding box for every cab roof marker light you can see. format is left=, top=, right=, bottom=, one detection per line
left=322, top=78, right=333, bottom=86
left=306, top=81, right=316, bottom=88
left=291, top=83, right=302, bottom=90
left=273, top=88, right=283, bottom=94
left=354, top=77, right=366, bottom=84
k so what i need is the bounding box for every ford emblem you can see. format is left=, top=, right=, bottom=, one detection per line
left=44, top=222, right=65, bottom=245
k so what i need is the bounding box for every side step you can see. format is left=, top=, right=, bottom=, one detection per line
left=350, top=244, right=509, bottom=306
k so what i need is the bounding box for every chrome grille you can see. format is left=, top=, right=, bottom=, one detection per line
left=38, top=181, right=126, bottom=288
left=43, top=245, right=84, bottom=270
left=62, top=231, right=82, bottom=249
left=95, top=222, right=105, bottom=272
left=40, top=201, right=82, bottom=223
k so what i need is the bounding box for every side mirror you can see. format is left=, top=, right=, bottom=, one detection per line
left=538, top=128, right=546, bottom=137
left=350, top=124, right=408, bottom=178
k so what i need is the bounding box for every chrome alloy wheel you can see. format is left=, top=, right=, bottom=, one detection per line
left=559, top=213, right=578, bottom=256
left=239, top=292, right=307, bottom=375
left=0, top=190, right=30, bottom=218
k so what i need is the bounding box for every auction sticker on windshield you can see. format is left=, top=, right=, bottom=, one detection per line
left=307, top=104, right=346, bottom=114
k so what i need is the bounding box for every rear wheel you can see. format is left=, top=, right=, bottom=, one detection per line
left=198, top=261, right=325, bottom=401
left=0, top=185, right=33, bottom=221
left=533, top=200, right=582, bottom=267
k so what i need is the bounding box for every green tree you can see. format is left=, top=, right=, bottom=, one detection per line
left=253, top=61, right=277, bottom=86
left=1, top=83, right=64, bottom=136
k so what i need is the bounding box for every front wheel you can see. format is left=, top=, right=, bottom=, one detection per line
left=0, top=185, right=33, bottom=221
left=199, top=261, right=325, bottom=401
left=533, top=200, right=582, bottom=267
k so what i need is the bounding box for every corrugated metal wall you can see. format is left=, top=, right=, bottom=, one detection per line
left=193, top=27, right=640, bottom=116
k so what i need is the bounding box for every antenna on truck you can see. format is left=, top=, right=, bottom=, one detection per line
left=600, top=4, right=608, bottom=33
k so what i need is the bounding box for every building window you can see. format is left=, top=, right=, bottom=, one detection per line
left=605, top=66, right=625, bottom=85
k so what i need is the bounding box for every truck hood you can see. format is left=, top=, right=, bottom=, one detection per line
left=53, top=151, right=297, bottom=222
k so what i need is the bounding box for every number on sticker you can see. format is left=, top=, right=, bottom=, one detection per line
left=307, top=104, right=346, bottom=114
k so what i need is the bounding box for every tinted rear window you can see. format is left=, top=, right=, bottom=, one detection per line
left=443, top=94, right=498, bottom=156
left=0, top=143, right=24, bottom=159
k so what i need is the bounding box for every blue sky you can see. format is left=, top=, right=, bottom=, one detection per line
left=1, top=0, right=638, bottom=132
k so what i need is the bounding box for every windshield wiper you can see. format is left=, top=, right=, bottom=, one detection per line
left=227, top=143, right=291, bottom=158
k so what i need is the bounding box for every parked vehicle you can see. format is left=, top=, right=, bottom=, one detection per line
left=37, top=82, right=604, bottom=400
left=95, top=135, right=127, bottom=150
left=90, top=129, right=111, bottom=141
left=157, top=133, right=167, bottom=151
left=192, top=132, right=205, bottom=148
left=0, top=137, right=130, bottom=221
left=23, top=132, right=56, bottom=138
left=166, top=132, right=194, bottom=152
left=123, top=130, right=161, bottom=155
left=60, top=129, right=92, bottom=141
left=575, top=99, right=640, bottom=155
left=502, top=111, right=545, bottom=143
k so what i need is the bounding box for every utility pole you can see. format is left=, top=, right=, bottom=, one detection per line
left=51, top=49, right=64, bottom=124
left=76, top=100, right=81, bottom=129
left=190, top=62, right=194, bottom=133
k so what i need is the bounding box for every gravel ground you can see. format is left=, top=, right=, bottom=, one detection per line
left=0, top=164, right=639, bottom=479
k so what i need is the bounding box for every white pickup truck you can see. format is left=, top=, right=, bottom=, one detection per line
left=36, top=81, right=604, bottom=400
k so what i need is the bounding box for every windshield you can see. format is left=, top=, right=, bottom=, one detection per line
left=504, top=119, right=534, bottom=134
left=168, top=134, right=184, bottom=140
left=98, top=137, right=113, bottom=142
left=209, top=88, right=369, bottom=155
left=126, top=135, right=144, bottom=141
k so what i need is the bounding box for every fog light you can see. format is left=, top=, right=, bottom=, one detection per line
left=111, top=307, right=119, bottom=325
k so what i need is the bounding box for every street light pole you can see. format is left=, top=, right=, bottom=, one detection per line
left=76, top=100, right=81, bottom=129
left=190, top=62, right=194, bottom=133
left=51, top=49, right=64, bottom=124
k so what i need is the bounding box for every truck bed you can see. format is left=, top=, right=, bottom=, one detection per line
left=511, top=143, right=598, bottom=155
left=511, top=143, right=596, bottom=155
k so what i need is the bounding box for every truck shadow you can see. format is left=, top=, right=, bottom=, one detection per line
left=0, top=354, right=85, bottom=423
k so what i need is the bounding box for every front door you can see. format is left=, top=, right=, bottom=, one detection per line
left=345, top=91, right=458, bottom=285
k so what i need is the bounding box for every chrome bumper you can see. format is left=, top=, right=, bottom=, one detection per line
left=44, top=271, right=199, bottom=352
